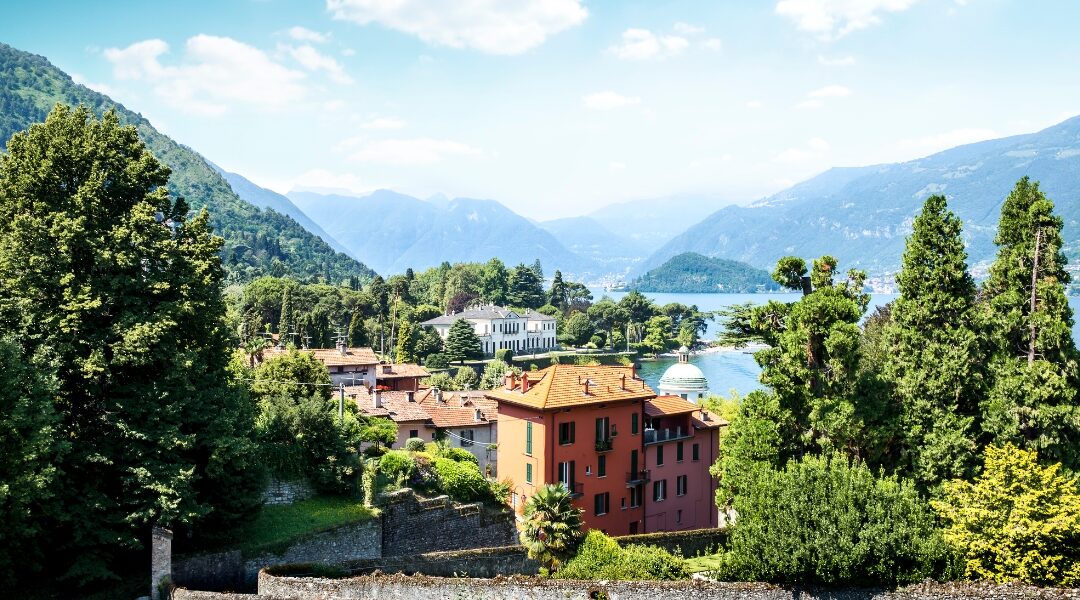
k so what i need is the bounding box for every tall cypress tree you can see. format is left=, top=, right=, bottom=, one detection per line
left=549, top=269, right=567, bottom=309
left=883, top=195, right=981, bottom=488
left=278, top=285, right=294, bottom=343
left=0, top=105, right=262, bottom=581
left=445, top=318, right=482, bottom=364
left=980, top=177, right=1080, bottom=470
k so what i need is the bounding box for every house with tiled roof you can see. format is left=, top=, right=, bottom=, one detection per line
left=374, top=363, right=430, bottom=392
left=486, top=364, right=724, bottom=535
left=418, top=389, right=499, bottom=476
left=421, top=304, right=557, bottom=356
left=346, top=387, right=431, bottom=448
left=260, top=342, right=380, bottom=387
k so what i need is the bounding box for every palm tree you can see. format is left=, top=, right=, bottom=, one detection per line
left=519, top=484, right=584, bottom=575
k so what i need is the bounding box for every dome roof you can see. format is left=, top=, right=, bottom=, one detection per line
left=658, top=361, right=708, bottom=391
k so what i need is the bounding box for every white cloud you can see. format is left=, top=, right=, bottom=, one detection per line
left=893, top=128, right=998, bottom=157
left=104, top=35, right=306, bottom=116
left=608, top=28, right=688, bottom=60
left=775, top=137, right=830, bottom=162
left=818, top=54, right=856, bottom=66
left=290, top=168, right=373, bottom=194
left=326, top=0, right=588, bottom=55
left=775, top=0, right=920, bottom=40
left=582, top=91, right=641, bottom=110
left=608, top=161, right=626, bottom=172
left=746, top=100, right=763, bottom=109
left=70, top=73, right=117, bottom=97
left=701, top=38, right=723, bottom=51
left=673, top=22, right=705, bottom=35
left=359, top=116, right=407, bottom=130
left=348, top=138, right=481, bottom=165
left=796, top=84, right=851, bottom=109
left=282, top=44, right=353, bottom=84
left=324, top=99, right=347, bottom=111
left=288, top=26, right=331, bottom=43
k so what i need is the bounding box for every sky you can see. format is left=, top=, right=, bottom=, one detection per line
left=3, top=0, right=1080, bottom=220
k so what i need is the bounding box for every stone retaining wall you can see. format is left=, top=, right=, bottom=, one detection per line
left=614, top=527, right=729, bottom=557
left=342, top=545, right=538, bottom=578
left=262, top=478, right=314, bottom=506
left=251, top=571, right=1080, bottom=600
left=380, top=489, right=517, bottom=557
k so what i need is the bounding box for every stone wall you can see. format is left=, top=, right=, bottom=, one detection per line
left=172, top=550, right=243, bottom=592
left=379, top=489, right=517, bottom=557
left=614, top=527, right=729, bottom=558
left=252, top=571, right=1080, bottom=600
left=342, top=545, right=538, bottom=579
left=262, top=477, right=314, bottom=506
left=151, top=527, right=173, bottom=600
left=240, top=520, right=380, bottom=588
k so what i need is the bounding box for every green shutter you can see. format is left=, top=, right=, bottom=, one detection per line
left=526, top=421, right=533, bottom=455
left=526, top=463, right=533, bottom=484
left=631, top=413, right=639, bottom=435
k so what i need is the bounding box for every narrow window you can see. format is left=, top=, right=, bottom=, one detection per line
left=676, top=441, right=684, bottom=462
left=526, top=421, right=533, bottom=455
left=526, top=463, right=533, bottom=484
left=631, top=412, right=639, bottom=435
left=692, top=443, right=700, bottom=462
left=656, top=444, right=664, bottom=466
left=597, top=455, right=607, bottom=478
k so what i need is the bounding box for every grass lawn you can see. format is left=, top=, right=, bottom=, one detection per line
left=684, top=553, right=725, bottom=574
left=238, top=495, right=376, bottom=555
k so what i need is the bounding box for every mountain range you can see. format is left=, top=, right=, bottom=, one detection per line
left=0, top=42, right=375, bottom=284
left=644, top=119, right=1080, bottom=277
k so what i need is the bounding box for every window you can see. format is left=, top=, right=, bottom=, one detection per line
left=558, top=461, right=576, bottom=490
left=676, top=441, right=684, bottom=462
left=630, top=485, right=642, bottom=508
left=409, top=429, right=419, bottom=438
left=676, top=510, right=682, bottom=524
left=676, top=475, right=687, bottom=496
left=595, top=417, right=610, bottom=442
left=597, top=455, right=607, bottom=478
left=461, top=429, right=475, bottom=447
left=558, top=421, right=575, bottom=445
left=593, top=492, right=610, bottom=516
left=631, top=413, right=639, bottom=435
left=692, top=443, right=700, bottom=462
left=525, top=421, right=533, bottom=455
left=656, top=444, right=664, bottom=466
left=653, top=479, right=667, bottom=502
left=526, top=463, right=533, bottom=484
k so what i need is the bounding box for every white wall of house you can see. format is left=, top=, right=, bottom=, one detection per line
left=430, top=311, right=557, bottom=356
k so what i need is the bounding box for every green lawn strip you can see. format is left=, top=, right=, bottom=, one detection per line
left=684, top=553, right=724, bottom=574
left=238, top=495, right=376, bottom=556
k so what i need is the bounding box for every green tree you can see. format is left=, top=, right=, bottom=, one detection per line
left=559, top=311, right=594, bottom=347
left=618, top=290, right=656, bottom=325
left=0, top=105, right=262, bottom=581
left=549, top=269, right=567, bottom=310
left=883, top=195, right=982, bottom=489
left=395, top=317, right=418, bottom=364
left=453, top=366, right=479, bottom=390
left=445, top=318, right=483, bottom=364
left=480, top=258, right=509, bottom=305
left=507, top=263, right=546, bottom=309
left=933, top=444, right=1080, bottom=586
left=414, top=325, right=444, bottom=361
left=277, top=284, right=295, bottom=342
left=979, top=178, right=1080, bottom=470
left=520, top=484, right=585, bottom=575
left=479, top=359, right=519, bottom=390
left=722, top=455, right=953, bottom=585
left=710, top=390, right=790, bottom=510
left=587, top=298, right=629, bottom=349
left=640, top=315, right=675, bottom=355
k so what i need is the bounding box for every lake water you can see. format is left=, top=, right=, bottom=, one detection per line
left=589, top=289, right=1080, bottom=399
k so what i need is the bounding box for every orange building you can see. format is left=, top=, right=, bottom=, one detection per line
left=488, top=364, right=661, bottom=536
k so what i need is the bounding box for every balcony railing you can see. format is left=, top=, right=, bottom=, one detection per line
left=560, top=481, right=584, bottom=497
left=626, top=470, right=651, bottom=485
left=643, top=428, right=692, bottom=445
left=594, top=438, right=614, bottom=452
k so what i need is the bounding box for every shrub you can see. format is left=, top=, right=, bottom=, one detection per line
left=441, top=446, right=479, bottom=465
left=433, top=457, right=487, bottom=501
left=409, top=452, right=440, bottom=491
left=424, top=352, right=449, bottom=369
left=378, top=450, right=415, bottom=480
left=454, top=366, right=478, bottom=390
left=494, top=348, right=513, bottom=364
left=404, top=437, right=427, bottom=452
left=556, top=530, right=688, bottom=581
left=362, top=445, right=387, bottom=458
left=424, top=371, right=456, bottom=390
left=721, top=454, right=955, bottom=585
left=489, top=478, right=512, bottom=504
left=933, top=444, right=1080, bottom=586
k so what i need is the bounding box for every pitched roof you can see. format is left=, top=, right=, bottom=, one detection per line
left=645, top=395, right=701, bottom=418
left=421, top=305, right=554, bottom=326
left=375, top=363, right=431, bottom=379
left=691, top=408, right=727, bottom=430
left=262, top=346, right=379, bottom=367
left=417, top=388, right=498, bottom=428
left=485, top=364, right=654, bottom=411
left=346, top=387, right=430, bottom=423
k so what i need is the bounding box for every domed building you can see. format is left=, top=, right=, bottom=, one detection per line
left=657, top=346, right=709, bottom=401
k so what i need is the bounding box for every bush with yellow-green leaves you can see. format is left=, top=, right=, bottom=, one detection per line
left=933, top=443, right=1080, bottom=586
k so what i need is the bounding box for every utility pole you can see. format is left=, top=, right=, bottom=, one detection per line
left=339, top=383, right=345, bottom=421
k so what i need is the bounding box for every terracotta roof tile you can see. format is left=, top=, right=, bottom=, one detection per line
left=345, top=386, right=430, bottom=423
left=262, top=346, right=379, bottom=368
left=691, top=408, right=727, bottom=430
left=485, top=364, right=654, bottom=410
left=375, top=363, right=430, bottom=379
left=645, top=395, right=701, bottom=418
left=418, top=389, right=498, bottom=428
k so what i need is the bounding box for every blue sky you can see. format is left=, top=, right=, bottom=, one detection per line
left=3, top=0, right=1080, bottom=219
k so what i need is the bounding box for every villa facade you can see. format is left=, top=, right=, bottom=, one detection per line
left=421, top=305, right=558, bottom=356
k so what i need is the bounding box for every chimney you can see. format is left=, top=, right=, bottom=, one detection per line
left=382, top=364, right=392, bottom=374
left=630, top=364, right=637, bottom=380
left=505, top=372, right=517, bottom=391
left=521, top=374, right=531, bottom=393
left=460, top=394, right=467, bottom=407
left=337, top=339, right=347, bottom=356
left=583, top=379, right=591, bottom=396
left=474, top=408, right=482, bottom=422
left=373, top=390, right=383, bottom=409
left=434, top=388, right=444, bottom=403
left=620, top=373, right=626, bottom=390
left=407, top=391, right=415, bottom=403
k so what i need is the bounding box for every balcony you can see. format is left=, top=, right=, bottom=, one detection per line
left=626, top=470, right=651, bottom=485
left=560, top=481, right=584, bottom=497
left=594, top=438, right=614, bottom=452
left=643, top=427, right=692, bottom=445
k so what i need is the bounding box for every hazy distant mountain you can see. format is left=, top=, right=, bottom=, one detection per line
left=213, top=167, right=354, bottom=257
left=588, top=194, right=734, bottom=254
left=537, top=216, right=641, bottom=274
left=633, top=252, right=778, bottom=293
left=646, top=117, right=1080, bottom=277
left=289, top=190, right=594, bottom=277
left=0, top=42, right=375, bottom=283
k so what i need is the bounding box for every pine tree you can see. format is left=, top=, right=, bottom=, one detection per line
left=507, top=263, right=546, bottom=309
left=884, top=195, right=982, bottom=488
left=980, top=178, right=1080, bottom=470
left=395, top=317, right=417, bottom=364
left=0, top=105, right=262, bottom=581
left=278, top=285, right=294, bottom=343
left=445, top=318, right=483, bottom=364
left=549, top=269, right=567, bottom=310
left=531, top=258, right=545, bottom=282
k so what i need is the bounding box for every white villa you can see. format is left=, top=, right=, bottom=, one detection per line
left=421, top=304, right=558, bottom=356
